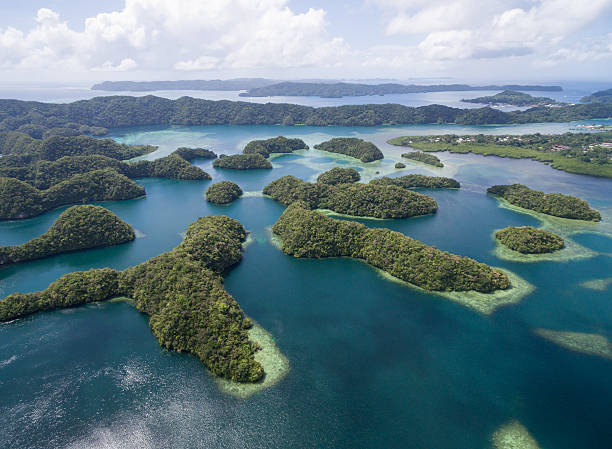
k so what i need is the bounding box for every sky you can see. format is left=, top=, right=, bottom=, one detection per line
left=0, top=0, right=611, bottom=84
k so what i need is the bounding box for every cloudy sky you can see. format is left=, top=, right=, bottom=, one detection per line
left=1, top=0, right=611, bottom=83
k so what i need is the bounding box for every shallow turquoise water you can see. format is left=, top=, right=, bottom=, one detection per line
left=1, top=123, right=612, bottom=448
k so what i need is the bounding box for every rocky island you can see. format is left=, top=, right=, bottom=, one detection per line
left=243, top=136, right=308, bottom=158
left=316, top=167, right=361, bottom=185
left=213, top=154, right=273, bottom=170
left=370, top=174, right=460, bottom=189
left=401, top=151, right=444, bottom=167
left=206, top=181, right=243, bottom=204
left=314, top=138, right=384, bottom=162
left=494, top=226, right=565, bottom=254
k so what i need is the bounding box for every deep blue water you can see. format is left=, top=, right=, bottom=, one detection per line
left=1, top=123, right=611, bottom=448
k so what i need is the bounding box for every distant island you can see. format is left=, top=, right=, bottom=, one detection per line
left=487, top=184, right=601, bottom=221
left=314, top=138, right=384, bottom=162
left=239, top=82, right=562, bottom=98
left=0, top=215, right=267, bottom=383
left=2, top=96, right=612, bottom=134
left=213, top=154, right=273, bottom=170
left=581, top=88, right=612, bottom=104
left=402, top=151, right=444, bottom=167
left=91, top=78, right=278, bottom=92
left=494, top=226, right=565, bottom=254
left=273, top=202, right=510, bottom=293
left=263, top=175, right=438, bottom=219
left=388, top=133, right=612, bottom=178
left=462, top=90, right=559, bottom=107
left=0, top=205, right=135, bottom=265
left=206, top=181, right=243, bottom=204
left=243, top=136, right=308, bottom=158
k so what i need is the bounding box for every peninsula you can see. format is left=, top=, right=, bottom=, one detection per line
left=0, top=205, right=135, bottom=265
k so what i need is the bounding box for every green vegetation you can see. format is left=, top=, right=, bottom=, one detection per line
left=213, top=154, right=272, bottom=170
left=0, top=215, right=264, bottom=383
left=263, top=175, right=438, bottom=219
left=206, top=181, right=243, bottom=204
left=389, top=133, right=612, bottom=178
left=370, top=174, right=460, bottom=189
left=273, top=202, right=510, bottom=292
left=395, top=162, right=406, bottom=169
left=401, top=151, right=444, bottom=167
left=314, top=138, right=384, bottom=162
left=462, top=90, right=558, bottom=107
left=2, top=95, right=611, bottom=130
left=487, top=184, right=601, bottom=221
left=0, top=169, right=145, bottom=220
left=173, top=147, right=217, bottom=161
left=240, top=82, right=561, bottom=98
left=581, top=88, right=612, bottom=104
left=316, top=167, right=360, bottom=185
left=0, top=205, right=134, bottom=265
left=243, top=136, right=308, bottom=158
left=494, top=226, right=565, bottom=254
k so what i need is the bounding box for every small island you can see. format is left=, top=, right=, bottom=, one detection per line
left=243, top=136, right=308, bottom=158
left=462, top=90, right=558, bottom=107
left=314, top=138, right=384, bottom=162
left=173, top=147, right=217, bottom=161
left=0, top=205, right=135, bottom=265
left=273, top=202, right=510, bottom=293
left=370, top=174, right=460, bottom=189
left=316, top=167, right=360, bottom=185
left=402, top=151, right=444, bottom=167
left=494, top=226, right=565, bottom=254
left=213, top=154, right=273, bottom=170
left=263, top=175, right=438, bottom=219
left=0, top=215, right=272, bottom=384
left=206, top=181, right=243, bottom=204
left=0, top=169, right=145, bottom=221
left=395, top=162, right=406, bottom=169
left=487, top=184, right=601, bottom=221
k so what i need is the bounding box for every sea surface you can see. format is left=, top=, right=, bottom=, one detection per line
left=1, top=121, right=612, bottom=448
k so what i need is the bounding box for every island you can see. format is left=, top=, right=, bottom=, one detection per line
left=0, top=215, right=268, bottom=383
left=401, top=151, right=444, bottom=167
left=487, top=184, right=601, bottom=221
left=205, top=181, right=243, bottom=204
left=395, top=162, right=406, bottom=169
left=388, top=133, right=612, bottom=178
left=243, top=136, right=308, bottom=158
left=0, top=205, right=135, bottom=265
left=316, top=167, right=360, bottom=185
left=2, top=96, right=612, bottom=133
left=172, top=147, right=217, bottom=161
left=462, top=90, right=558, bottom=107
left=263, top=175, right=438, bottom=219
left=313, top=138, right=384, bottom=162
left=239, top=81, right=562, bottom=98
left=581, top=88, right=612, bottom=104
left=494, top=226, right=565, bottom=254
left=213, top=154, right=273, bottom=170
left=273, top=201, right=510, bottom=292
left=91, top=78, right=277, bottom=92
left=0, top=169, right=145, bottom=220
left=369, top=174, right=460, bottom=189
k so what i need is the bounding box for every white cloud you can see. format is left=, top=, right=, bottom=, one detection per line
left=0, top=0, right=348, bottom=72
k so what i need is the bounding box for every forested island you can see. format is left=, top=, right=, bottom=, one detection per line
left=239, top=82, right=562, bottom=98
left=243, top=136, right=308, bottom=158
left=0, top=215, right=265, bottom=383
left=92, top=78, right=277, bottom=92
left=2, top=96, right=611, bottom=135
left=388, top=132, right=612, bottom=178
left=0, top=169, right=145, bottom=220
left=263, top=175, right=438, bottom=219
left=401, top=151, right=444, bottom=167
left=0, top=205, right=134, bottom=265
left=494, top=226, right=565, bottom=254
left=370, top=174, right=460, bottom=189
left=581, top=88, right=612, bottom=104
left=462, top=90, right=558, bottom=107
left=487, top=184, right=601, bottom=221
left=395, top=162, right=405, bottom=169
left=206, top=181, right=243, bottom=204
left=273, top=202, right=510, bottom=292
left=213, top=154, right=273, bottom=170
left=172, top=147, right=217, bottom=161
left=316, top=167, right=361, bottom=185
left=314, top=138, right=384, bottom=162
